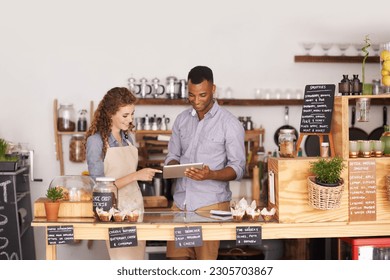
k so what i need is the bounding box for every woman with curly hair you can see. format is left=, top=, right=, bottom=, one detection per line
left=86, top=87, right=161, bottom=259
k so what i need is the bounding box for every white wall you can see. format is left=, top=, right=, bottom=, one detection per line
left=1, top=0, right=389, bottom=259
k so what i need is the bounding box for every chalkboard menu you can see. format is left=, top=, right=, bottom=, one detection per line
left=348, top=159, right=376, bottom=222
left=47, top=225, right=74, bottom=245
left=108, top=226, right=137, bottom=248
left=300, top=84, right=335, bottom=133
left=0, top=179, right=21, bottom=260
left=236, top=226, right=262, bottom=246
left=174, top=226, right=203, bottom=248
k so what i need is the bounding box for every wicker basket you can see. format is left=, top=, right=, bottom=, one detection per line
left=307, top=176, right=344, bottom=210
left=386, top=175, right=390, bottom=202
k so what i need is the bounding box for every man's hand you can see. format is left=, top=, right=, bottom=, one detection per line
left=184, top=165, right=211, bottom=181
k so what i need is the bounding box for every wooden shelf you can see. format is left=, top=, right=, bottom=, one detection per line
left=295, top=55, right=380, bottom=63
left=135, top=98, right=304, bottom=106
left=53, top=99, right=94, bottom=175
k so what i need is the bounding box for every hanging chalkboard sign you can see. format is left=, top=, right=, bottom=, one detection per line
left=108, top=226, right=138, bottom=248
left=0, top=179, right=21, bottom=260
left=47, top=225, right=74, bottom=245
left=300, top=84, right=335, bottom=134
left=174, top=226, right=203, bottom=248
left=236, top=226, right=262, bottom=246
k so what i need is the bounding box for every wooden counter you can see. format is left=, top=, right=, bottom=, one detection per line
left=32, top=211, right=390, bottom=260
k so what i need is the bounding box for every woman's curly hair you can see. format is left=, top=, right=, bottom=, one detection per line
left=85, top=87, right=137, bottom=157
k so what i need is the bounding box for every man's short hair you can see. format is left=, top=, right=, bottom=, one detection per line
left=187, top=66, right=213, bottom=84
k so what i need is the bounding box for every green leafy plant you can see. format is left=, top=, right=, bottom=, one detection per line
left=362, top=35, right=371, bottom=93
left=46, top=187, right=64, bottom=202
left=309, top=156, right=346, bottom=185
left=0, top=138, right=18, bottom=161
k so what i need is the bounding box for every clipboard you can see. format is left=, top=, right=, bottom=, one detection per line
left=163, top=163, right=204, bottom=179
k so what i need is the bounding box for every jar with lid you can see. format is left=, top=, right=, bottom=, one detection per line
left=77, top=109, right=87, bottom=132
left=57, top=104, right=76, bottom=132
left=278, top=128, right=296, bottom=158
left=320, top=142, right=329, bottom=158
left=69, top=134, right=86, bottom=162
left=92, top=177, right=118, bottom=218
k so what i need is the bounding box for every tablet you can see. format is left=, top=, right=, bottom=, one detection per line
left=163, top=163, right=204, bottom=179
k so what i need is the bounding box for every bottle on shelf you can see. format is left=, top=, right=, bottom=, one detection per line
left=77, top=109, right=88, bottom=132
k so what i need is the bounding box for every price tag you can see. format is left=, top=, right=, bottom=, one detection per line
left=108, top=226, right=138, bottom=248
left=236, top=226, right=262, bottom=246
left=174, top=226, right=203, bottom=248
left=47, top=225, right=74, bottom=245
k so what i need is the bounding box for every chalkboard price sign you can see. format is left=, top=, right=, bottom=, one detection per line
left=236, top=226, right=262, bottom=246
left=93, top=191, right=115, bottom=212
left=300, top=84, right=335, bottom=134
left=0, top=179, right=21, bottom=260
left=47, top=225, right=74, bottom=245
left=348, top=159, right=376, bottom=222
left=108, top=226, right=137, bottom=248
left=174, top=226, right=203, bottom=248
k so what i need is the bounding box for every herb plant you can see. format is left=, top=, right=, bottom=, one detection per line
left=309, top=156, right=346, bottom=185
left=46, top=187, right=64, bottom=202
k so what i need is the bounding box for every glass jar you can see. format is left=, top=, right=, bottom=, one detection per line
left=92, top=177, right=118, bottom=217
left=356, top=98, right=370, bottom=122
left=380, top=125, right=390, bottom=156
left=320, top=142, right=329, bottom=158
left=77, top=109, right=87, bottom=132
left=57, top=104, right=76, bottom=132
left=380, top=42, right=390, bottom=93
left=49, top=175, right=94, bottom=202
left=278, top=128, right=296, bottom=158
left=69, top=134, right=86, bottom=162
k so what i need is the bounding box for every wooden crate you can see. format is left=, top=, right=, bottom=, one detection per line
left=268, top=157, right=390, bottom=223
left=34, top=198, right=94, bottom=218
left=268, top=157, right=348, bottom=223
left=34, top=196, right=169, bottom=218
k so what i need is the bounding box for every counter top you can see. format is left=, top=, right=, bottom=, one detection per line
left=32, top=210, right=390, bottom=259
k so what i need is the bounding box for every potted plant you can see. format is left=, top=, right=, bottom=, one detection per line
left=44, top=187, right=64, bottom=221
left=307, top=156, right=346, bottom=210
left=309, top=156, right=346, bottom=187
left=0, top=138, right=19, bottom=171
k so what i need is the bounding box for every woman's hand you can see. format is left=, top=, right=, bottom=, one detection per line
left=136, top=168, right=162, bottom=181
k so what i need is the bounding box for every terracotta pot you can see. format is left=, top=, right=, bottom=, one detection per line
left=44, top=201, right=61, bottom=221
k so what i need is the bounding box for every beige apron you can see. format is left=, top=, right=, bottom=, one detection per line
left=104, top=139, right=146, bottom=260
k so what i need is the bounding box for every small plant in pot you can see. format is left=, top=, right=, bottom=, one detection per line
left=44, top=187, right=64, bottom=221
left=309, top=156, right=346, bottom=187
left=308, top=156, right=346, bottom=210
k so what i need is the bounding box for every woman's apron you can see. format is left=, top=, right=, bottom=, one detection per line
left=104, top=139, right=145, bottom=260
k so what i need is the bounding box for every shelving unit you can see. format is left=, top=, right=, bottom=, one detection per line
left=268, top=94, right=390, bottom=224
left=53, top=99, right=94, bottom=175
left=294, top=55, right=380, bottom=63
left=135, top=98, right=304, bottom=106
left=332, top=94, right=390, bottom=158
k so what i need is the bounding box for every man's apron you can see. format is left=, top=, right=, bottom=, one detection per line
left=104, top=139, right=145, bottom=260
